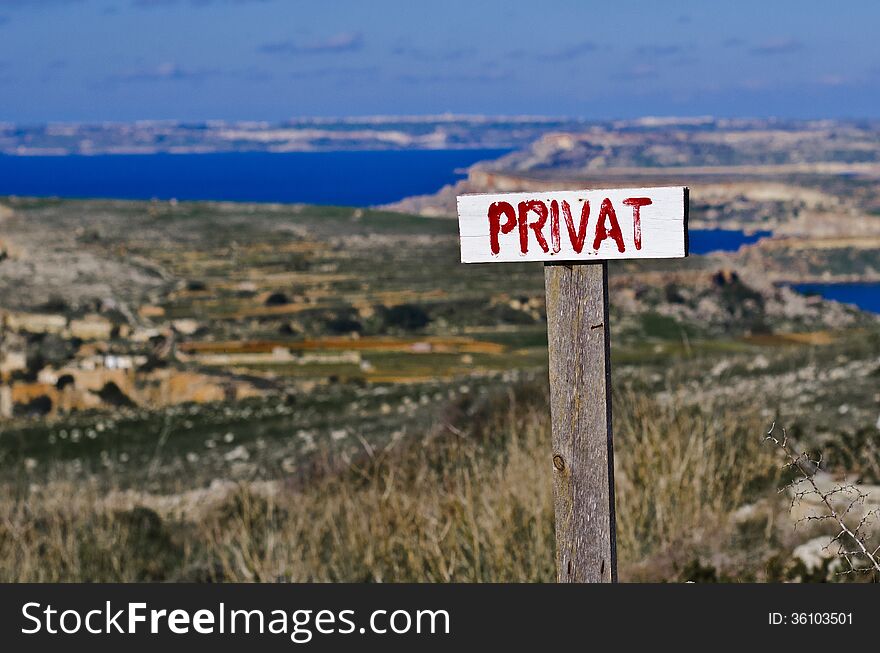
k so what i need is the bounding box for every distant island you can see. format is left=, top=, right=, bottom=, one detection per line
left=0, top=115, right=586, bottom=156
left=6, top=115, right=879, bottom=157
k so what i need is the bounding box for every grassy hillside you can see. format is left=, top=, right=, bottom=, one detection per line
left=0, top=197, right=878, bottom=581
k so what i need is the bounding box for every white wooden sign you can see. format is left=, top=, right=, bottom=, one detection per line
left=457, top=186, right=688, bottom=263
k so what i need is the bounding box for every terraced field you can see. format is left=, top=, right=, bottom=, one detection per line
left=0, top=197, right=877, bottom=497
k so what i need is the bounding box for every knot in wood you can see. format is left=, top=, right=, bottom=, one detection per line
left=552, top=454, right=566, bottom=471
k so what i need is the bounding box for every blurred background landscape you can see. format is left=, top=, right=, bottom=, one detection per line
left=0, top=0, right=878, bottom=582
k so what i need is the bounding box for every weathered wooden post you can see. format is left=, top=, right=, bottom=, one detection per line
left=457, top=186, right=688, bottom=582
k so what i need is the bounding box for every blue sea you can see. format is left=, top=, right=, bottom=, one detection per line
left=0, top=149, right=511, bottom=206
left=791, top=282, right=880, bottom=314
left=688, top=229, right=772, bottom=255
left=1, top=150, right=778, bottom=257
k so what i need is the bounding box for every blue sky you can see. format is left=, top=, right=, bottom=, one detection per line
left=0, top=0, right=878, bottom=122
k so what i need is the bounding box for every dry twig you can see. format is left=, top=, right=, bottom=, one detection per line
left=764, top=423, right=880, bottom=576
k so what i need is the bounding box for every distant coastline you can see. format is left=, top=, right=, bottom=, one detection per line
left=3, top=115, right=859, bottom=157
left=0, top=116, right=583, bottom=157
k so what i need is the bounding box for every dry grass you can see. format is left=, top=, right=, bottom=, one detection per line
left=204, top=408, right=554, bottom=582
left=614, top=393, right=779, bottom=566
left=0, top=386, right=780, bottom=582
